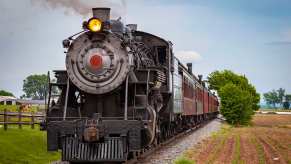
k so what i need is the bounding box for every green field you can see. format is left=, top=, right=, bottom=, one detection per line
left=0, top=125, right=60, bottom=164
left=0, top=105, right=40, bottom=112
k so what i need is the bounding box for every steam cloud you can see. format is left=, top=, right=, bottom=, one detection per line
left=31, top=0, right=127, bottom=19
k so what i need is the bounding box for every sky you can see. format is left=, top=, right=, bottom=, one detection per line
left=0, top=0, right=291, bottom=99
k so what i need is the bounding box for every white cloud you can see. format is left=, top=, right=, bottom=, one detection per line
left=174, top=50, right=202, bottom=63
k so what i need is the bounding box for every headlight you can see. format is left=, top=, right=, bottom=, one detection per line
left=87, top=18, right=102, bottom=32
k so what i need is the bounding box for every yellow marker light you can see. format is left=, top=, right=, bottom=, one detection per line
left=87, top=18, right=102, bottom=32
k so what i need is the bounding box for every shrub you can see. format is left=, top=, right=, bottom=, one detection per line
left=208, top=70, right=260, bottom=126
left=219, top=84, right=253, bottom=125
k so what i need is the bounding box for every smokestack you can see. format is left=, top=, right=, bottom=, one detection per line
left=198, top=75, right=203, bottom=83
left=92, top=8, right=110, bottom=22
left=126, top=24, right=137, bottom=31
left=186, top=63, right=192, bottom=73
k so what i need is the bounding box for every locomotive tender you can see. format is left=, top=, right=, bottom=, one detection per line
left=45, top=8, right=219, bottom=163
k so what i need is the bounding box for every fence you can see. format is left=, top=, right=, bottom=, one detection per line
left=0, top=109, right=45, bottom=130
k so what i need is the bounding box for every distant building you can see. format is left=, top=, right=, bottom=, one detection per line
left=0, top=96, right=45, bottom=105
left=0, top=96, right=17, bottom=105
left=0, top=96, right=46, bottom=111
left=16, top=99, right=45, bottom=106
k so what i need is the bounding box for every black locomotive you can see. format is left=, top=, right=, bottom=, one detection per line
left=45, top=8, right=219, bottom=163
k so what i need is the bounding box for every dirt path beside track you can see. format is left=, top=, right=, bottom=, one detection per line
left=140, top=119, right=222, bottom=164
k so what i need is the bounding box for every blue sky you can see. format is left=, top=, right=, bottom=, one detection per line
left=0, top=0, right=291, bottom=99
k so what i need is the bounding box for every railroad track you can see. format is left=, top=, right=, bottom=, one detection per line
left=126, top=119, right=213, bottom=164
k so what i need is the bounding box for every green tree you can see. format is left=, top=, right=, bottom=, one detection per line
left=286, top=94, right=291, bottom=102
left=0, top=90, right=14, bottom=97
left=263, top=90, right=279, bottom=108
left=277, top=88, right=285, bottom=106
left=283, top=101, right=290, bottom=109
left=207, top=70, right=260, bottom=125
left=219, top=83, right=253, bottom=125
left=284, top=94, right=291, bottom=109
left=23, top=74, right=48, bottom=100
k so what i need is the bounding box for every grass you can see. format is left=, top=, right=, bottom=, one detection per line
left=232, top=134, right=241, bottom=164
left=174, top=157, right=195, bottom=164
left=0, top=105, right=19, bottom=112
left=0, top=125, right=60, bottom=164
left=0, top=117, right=33, bottom=122
left=0, top=105, right=41, bottom=113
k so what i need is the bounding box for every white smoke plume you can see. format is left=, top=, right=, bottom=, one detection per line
left=31, top=0, right=127, bottom=19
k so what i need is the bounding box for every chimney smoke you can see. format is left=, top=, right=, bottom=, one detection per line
left=31, top=0, right=126, bottom=19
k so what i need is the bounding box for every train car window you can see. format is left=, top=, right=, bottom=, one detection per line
left=156, top=46, right=167, bottom=65
left=183, top=76, right=194, bottom=99
left=183, top=77, right=187, bottom=97
left=190, top=84, right=193, bottom=98
left=173, top=58, right=183, bottom=113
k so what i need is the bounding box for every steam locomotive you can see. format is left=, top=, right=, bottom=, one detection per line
left=45, top=8, right=219, bottom=163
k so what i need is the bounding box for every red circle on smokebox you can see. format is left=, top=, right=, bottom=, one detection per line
left=89, top=54, right=103, bottom=69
